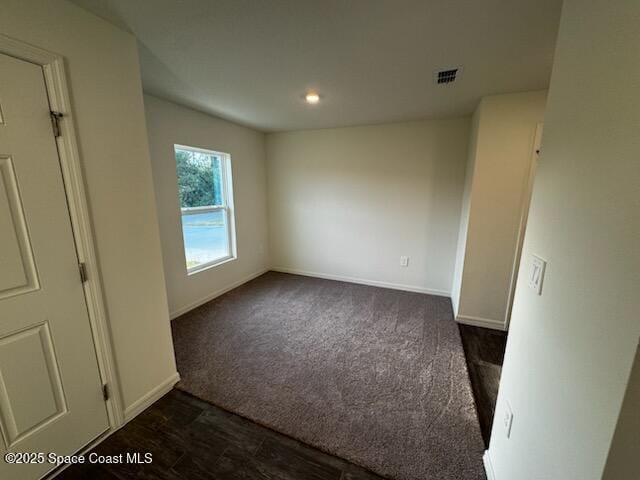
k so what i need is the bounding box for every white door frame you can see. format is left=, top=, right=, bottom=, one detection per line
left=0, top=34, right=124, bottom=429
left=504, top=122, right=544, bottom=329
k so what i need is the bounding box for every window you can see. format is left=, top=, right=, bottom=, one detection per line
left=174, top=145, right=236, bottom=274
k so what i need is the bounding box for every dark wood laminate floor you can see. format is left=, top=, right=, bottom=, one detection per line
left=458, top=324, right=508, bottom=447
left=55, top=389, right=385, bottom=480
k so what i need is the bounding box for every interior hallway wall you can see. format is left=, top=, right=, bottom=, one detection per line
left=487, top=0, right=640, bottom=478
left=451, top=107, right=481, bottom=316
left=452, top=90, right=547, bottom=329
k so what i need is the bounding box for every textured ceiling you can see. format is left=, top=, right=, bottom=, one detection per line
left=71, top=0, right=562, bottom=132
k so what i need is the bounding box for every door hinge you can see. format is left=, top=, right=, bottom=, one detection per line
left=78, top=262, right=88, bottom=283
left=102, top=384, right=110, bottom=401
left=50, top=111, right=63, bottom=137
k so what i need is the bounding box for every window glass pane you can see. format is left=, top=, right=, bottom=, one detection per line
left=175, top=148, right=223, bottom=208
left=174, top=145, right=235, bottom=273
left=212, top=157, right=223, bottom=206
left=181, top=210, right=229, bottom=269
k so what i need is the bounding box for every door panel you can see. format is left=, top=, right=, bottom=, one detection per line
left=0, top=156, right=39, bottom=298
left=0, top=53, right=109, bottom=479
left=0, top=322, right=67, bottom=447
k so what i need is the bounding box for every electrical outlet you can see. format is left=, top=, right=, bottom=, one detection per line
left=503, top=401, right=514, bottom=438
left=400, top=256, right=409, bottom=267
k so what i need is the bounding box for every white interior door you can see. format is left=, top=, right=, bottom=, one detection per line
left=0, top=53, right=109, bottom=479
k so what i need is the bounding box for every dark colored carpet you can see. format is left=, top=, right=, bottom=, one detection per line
left=171, top=272, right=486, bottom=480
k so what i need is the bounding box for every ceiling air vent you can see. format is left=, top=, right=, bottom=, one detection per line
left=435, top=67, right=461, bottom=85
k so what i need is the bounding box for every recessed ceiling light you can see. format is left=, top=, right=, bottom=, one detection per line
left=305, top=92, right=320, bottom=104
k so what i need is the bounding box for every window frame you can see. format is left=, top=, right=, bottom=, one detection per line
left=174, top=144, right=237, bottom=275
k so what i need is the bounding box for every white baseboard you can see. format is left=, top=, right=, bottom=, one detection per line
left=169, top=268, right=269, bottom=319
left=123, top=372, right=180, bottom=423
left=271, top=267, right=451, bottom=297
left=483, top=450, right=496, bottom=480
left=456, top=314, right=507, bottom=331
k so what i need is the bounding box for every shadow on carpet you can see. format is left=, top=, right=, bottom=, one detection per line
left=171, top=272, right=486, bottom=480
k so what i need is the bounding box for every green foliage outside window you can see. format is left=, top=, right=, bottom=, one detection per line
left=175, top=148, right=223, bottom=208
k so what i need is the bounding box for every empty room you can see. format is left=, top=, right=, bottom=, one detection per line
left=0, top=0, right=638, bottom=479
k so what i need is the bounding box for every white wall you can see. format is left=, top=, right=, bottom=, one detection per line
left=451, top=107, right=481, bottom=316
left=487, top=1, right=640, bottom=478
left=266, top=118, right=469, bottom=295
left=1, top=0, right=177, bottom=413
left=452, top=91, right=547, bottom=329
left=144, top=95, right=270, bottom=317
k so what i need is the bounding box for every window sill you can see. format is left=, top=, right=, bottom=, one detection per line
left=187, top=255, right=237, bottom=276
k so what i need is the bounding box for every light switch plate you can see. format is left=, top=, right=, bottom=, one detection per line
left=528, top=254, right=546, bottom=295
left=400, top=256, right=409, bottom=267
